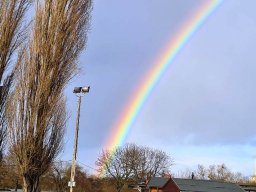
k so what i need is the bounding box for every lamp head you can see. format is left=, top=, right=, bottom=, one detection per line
left=81, top=86, right=90, bottom=93
left=73, top=86, right=90, bottom=94
left=73, top=87, right=82, bottom=93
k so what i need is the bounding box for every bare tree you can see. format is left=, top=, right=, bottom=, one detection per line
left=0, top=0, right=32, bottom=164
left=195, top=164, right=207, bottom=180
left=0, top=152, right=21, bottom=189
left=173, top=169, right=194, bottom=179
left=96, top=143, right=173, bottom=192
left=42, top=162, right=92, bottom=192
left=131, top=145, right=172, bottom=182
left=6, top=1, right=92, bottom=191
left=96, top=148, right=132, bottom=192
left=194, top=163, right=244, bottom=183
left=207, top=163, right=244, bottom=182
left=42, top=161, right=70, bottom=192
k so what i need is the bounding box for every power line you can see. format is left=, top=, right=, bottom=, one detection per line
left=77, top=159, right=98, bottom=172
left=54, top=159, right=98, bottom=172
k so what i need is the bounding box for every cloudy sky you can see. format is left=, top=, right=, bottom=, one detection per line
left=62, top=0, right=256, bottom=177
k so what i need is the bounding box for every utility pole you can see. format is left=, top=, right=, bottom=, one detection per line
left=69, top=86, right=90, bottom=192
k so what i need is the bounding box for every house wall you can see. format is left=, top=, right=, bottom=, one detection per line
left=149, top=179, right=180, bottom=192
left=162, top=178, right=180, bottom=192
left=150, top=188, right=163, bottom=192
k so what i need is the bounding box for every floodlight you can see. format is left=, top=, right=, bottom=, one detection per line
left=81, top=86, right=90, bottom=93
left=73, top=87, right=82, bottom=93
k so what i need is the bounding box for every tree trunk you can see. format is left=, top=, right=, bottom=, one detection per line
left=23, top=176, right=40, bottom=192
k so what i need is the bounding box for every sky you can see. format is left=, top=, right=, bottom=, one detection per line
left=61, top=0, right=256, bottom=177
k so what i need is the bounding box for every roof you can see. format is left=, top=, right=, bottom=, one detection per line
left=147, top=177, right=169, bottom=188
left=240, top=183, right=256, bottom=192
left=146, top=177, right=245, bottom=192
left=173, top=178, right=245, bottom=192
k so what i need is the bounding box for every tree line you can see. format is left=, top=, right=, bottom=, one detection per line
left=1, top=143, right=252, bottom=192
left=0, top=143, right=173, bottom=192
left=174, top=164, right=248, bottom=183
left=0, top=159, right=98, bottom=192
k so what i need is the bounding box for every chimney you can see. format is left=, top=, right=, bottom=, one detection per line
left=191, top=172, right=195, bottom=180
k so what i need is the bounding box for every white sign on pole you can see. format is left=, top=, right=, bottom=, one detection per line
left=68, top=181, right=76, bottom=187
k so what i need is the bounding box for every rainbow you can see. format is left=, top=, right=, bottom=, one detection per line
left=101, top=0, right=223, bottom=175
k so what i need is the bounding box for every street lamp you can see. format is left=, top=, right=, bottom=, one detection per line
left=69, top=86, right=90, bottom=192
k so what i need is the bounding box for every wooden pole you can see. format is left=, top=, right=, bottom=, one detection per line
left=70, top=96, right=81, bottom=192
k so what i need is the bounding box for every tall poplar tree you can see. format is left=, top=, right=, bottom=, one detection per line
left=6, top=1, right=92, bottom=191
